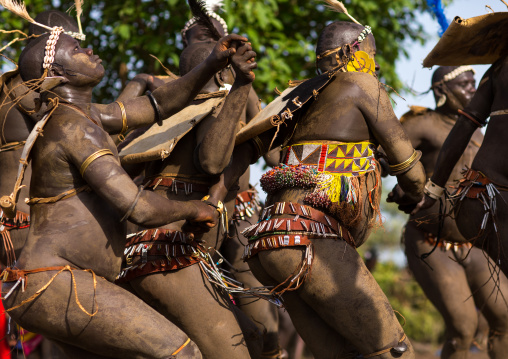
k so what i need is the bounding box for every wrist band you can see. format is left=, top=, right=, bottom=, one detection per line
left=80, top=149, right=114, bottom=177
left=147, top=91, right=163, bottom=126
left=120, top=186, right=144, bottom=222
left=389, top=150, right=422, bottom=176
left=201, top=195, right=228, bottom=233
left=115, top=101, right=128, bottom=142
left=458, top=109, right=486, bottom=128
left=423, top=179, right=445, bottom=200
left=249, top=135, right=265, bottom=159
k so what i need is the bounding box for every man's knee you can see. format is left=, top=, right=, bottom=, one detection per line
left=446, top=321, right=477, bottom=350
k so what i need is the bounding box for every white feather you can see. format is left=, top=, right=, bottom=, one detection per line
left=203, top=0, right=225, bottom=13
left=0, top=0, right=53, bottom=31
left=319, top=0, right=361, bottom=25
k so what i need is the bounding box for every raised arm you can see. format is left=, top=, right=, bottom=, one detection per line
left=196, top=43, right=257, bottom=175
left=98, top=34, right=248, bottom=135
left=413, top=65, right=494, bottom=213
left=63, top=120, right=217, bottom=228
left=357, top=74, right=425, bottom=202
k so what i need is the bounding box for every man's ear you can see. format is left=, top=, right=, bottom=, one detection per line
left=48, top=64, right=65, bottom=78
left=432, top=83, right=444, bottom=99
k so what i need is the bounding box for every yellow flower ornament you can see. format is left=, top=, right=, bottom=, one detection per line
left=347, top=51, right=376, bottom=76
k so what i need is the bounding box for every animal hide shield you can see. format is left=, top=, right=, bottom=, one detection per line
left=235, top=72, right=336, bottom=145
left=119, top=92, right=227, bottom=165
left=423, top=12, right=508, bottom=67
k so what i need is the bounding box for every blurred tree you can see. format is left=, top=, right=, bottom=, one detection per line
left=1, top=0, right=437, bottom=103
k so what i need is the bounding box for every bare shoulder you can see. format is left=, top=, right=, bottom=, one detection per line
left=44, top=106, right=112, bottom=154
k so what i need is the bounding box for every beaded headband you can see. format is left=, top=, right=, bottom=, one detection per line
left=432, top=66, right=476, bottom=87
left=0, top=0, right=86, bottom=41
left=1, top=0, right=87, bottom=75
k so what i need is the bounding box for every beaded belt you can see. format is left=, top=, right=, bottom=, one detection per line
left=425, top=233, right=472, bottom=252
left=145, top=176, right=210, bottom=195
left=117, top=229, right=207, bottom=283
left=242, top=202, right=354, bottom=261
left=0, top=210, right=30, bottom=230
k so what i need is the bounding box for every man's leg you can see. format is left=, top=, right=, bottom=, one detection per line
left=224, top=218, right=280, bottom=356
left=3, top=270, right=201, bottom=359
left=130, top=264, right=261, bottom=359
left=404, top=224, right=478, bottom=359
left=250, top=241, right=415, bottom=358
left=464, top=246, right=508, bottom=359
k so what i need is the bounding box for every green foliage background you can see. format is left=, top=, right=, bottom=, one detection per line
left=1, top=0, right=432, bottom=103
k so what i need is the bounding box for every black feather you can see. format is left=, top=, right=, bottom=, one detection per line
left=188, top=0, right=222, bottom=41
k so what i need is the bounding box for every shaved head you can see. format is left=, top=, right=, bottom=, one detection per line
left=316, top=21, right=365, bottom=56
left=29, top=10, right=79, bottom=37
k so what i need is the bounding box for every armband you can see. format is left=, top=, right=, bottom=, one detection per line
left=458, top=109, right=486, bottom=128
left=147, top=91, right=163, bottom=126
left=249, top=135, right=265, bottom=160
left=80, top=149, right=114, bottom=177
left=116, top=101, right=128, bottom=142
left=423, top=179, right=445, bottom=200
left=389, top=150, right=422, bottom=176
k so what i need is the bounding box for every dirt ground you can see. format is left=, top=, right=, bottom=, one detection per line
left=411, top=342, right=489, bottom=359
left=297, top=342, right=489, bottom=359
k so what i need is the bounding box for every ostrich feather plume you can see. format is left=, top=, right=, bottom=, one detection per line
left=203, top=0, right=225, bottom=13
left=188, top=0, right=221, bottom=41
left=0, top=0, right=53, bottom=31
left=74, top=0, right=84, bottom=34
left=319, top=0, right=361, bottom=25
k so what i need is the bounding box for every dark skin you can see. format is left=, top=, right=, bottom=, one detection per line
left=186, top=19, right=280, bottom=354
left=0, top=68, right=161, bottom=266
left=392, top=69, right=508, bottom=359
left=2, top=33, right=246, bottom=358
left=208, top=33, right=425, bottom=358
left=412, top=57, right=508, bottom=279
left=127, top=42, right=263, bottom=359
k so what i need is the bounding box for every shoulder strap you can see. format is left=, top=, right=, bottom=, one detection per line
left=0, top=100, right=59, bottom=218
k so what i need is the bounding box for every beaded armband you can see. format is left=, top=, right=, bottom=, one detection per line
left=80, top=149, right=114, bottom=176
left=389, top=150, right=422, bottom=176
left=423, top=179, right=445, bottom=200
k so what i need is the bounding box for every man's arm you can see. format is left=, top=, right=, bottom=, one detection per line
left=412, top=65, right=495, bottom=214
left=355, top=73, right=425, bottom=202
left=196, top=43, right=257, bottom=175
left=98, top=34, right=248, bottom=134
left=62, top=120, right=217, bottom=228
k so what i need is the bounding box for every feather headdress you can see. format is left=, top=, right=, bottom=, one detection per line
left=204, top=0, right=225, bottom=13
left=0, top=0, right=86, bottom=40
left=188, top=0, right=222, bottom=41
left=319, top=0, right=361, bottom=25
left=74, top=0, right=84, bottom=35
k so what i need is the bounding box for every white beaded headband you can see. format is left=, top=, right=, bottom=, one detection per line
left=443, top=66, right=476, bottom=83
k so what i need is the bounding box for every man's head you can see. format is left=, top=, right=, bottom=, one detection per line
left=316, top=21, right=378, bottom=74
left=432, top=66, right=476, bottom=111
left=19, top=33, right=104, bottom=88
left=28, top=10, right=79, bottom=37
left=183, top=18, right=226, bottom=47
left=180, top=41, right=233, bottom=92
